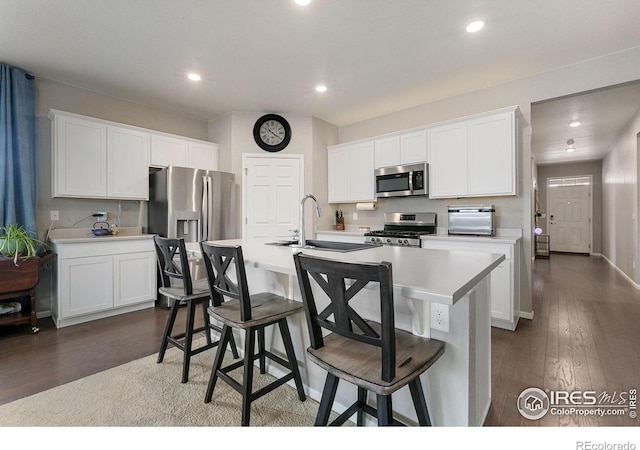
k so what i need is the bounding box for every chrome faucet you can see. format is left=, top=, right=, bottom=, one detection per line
left=294, top=194, right=322, bottom=248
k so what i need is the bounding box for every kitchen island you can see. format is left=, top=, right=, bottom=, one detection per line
left=188, top=237, right=505, bottom=426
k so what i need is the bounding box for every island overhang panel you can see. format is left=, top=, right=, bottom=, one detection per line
left=189, top=238, right=505, bottom=426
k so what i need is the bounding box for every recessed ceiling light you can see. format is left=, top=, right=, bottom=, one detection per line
left=294, top=0, right=311, bottom=5
left=187, top=73, right=201, bottom=81
left=569, top=120, right=582, bottom=127
left=315, top=85, right=327, bottom=93
left=466, top=20, right=485, bottom=33
left=566, top=147, right=576, bottom=152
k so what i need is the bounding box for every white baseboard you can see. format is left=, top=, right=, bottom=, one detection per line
left=519, top=310, right=534, bottom=320
left=36, top=310, right=52, bottom=319
left=601, top=254, right=640, bottom=289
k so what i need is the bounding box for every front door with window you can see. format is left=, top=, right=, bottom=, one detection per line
left=548, top=177, right=591, bottom=253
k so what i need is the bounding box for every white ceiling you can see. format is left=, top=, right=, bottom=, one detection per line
left=2, top=0, right=640, bottom=164
left=532, top=82, right=640, bottom=165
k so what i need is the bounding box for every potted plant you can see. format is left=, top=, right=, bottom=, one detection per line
left=0, top=223, right=46, bottom=291
left=0, top=223, right=42, bottom=265
left=0, top=224, right=49, bottom=333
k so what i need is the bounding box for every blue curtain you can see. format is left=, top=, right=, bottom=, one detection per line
left=0, top=63, right=36, bottom=236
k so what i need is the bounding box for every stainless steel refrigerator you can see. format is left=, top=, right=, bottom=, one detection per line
left=148, top=166, right=236, bottom=306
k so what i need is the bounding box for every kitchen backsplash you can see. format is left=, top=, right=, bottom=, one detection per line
left=36, top=198, right=145, bottom=241
left=332, top=195, right=524, bottom=231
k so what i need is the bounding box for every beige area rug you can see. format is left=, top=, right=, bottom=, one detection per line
left=0, top=338, right=325, bottom=427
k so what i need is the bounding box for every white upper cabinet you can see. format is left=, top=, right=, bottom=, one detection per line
left=107, top=125, right=150, bottom=199
left=429, top=107, right=518, bottom=199
left=374, top=129, right=427, bottom=168
left=466, top=112, right=515, bottom=196
left=374, top=136, right=400, bottom=168
left=400, top=129, right=427, bottom=165
left=328, top=141, right=375, bottom=203
left=187, top=141, right=219, bottom=171
left=52, top=113, right=107, bottom=198
left=51, top=111, right=149, bottom=200
left=150, top=134, right=188, bottom=168
left=428, top=121, right=468, bottom=197
left=50, top=109, right=220, bottom=200
left=150, top=134, right=218, bottom=171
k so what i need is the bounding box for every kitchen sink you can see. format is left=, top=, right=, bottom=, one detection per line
left=265, top=239, right=377, bottom=252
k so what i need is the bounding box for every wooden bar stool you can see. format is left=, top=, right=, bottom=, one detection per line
left=200, top=242, right=306, bottom=426
left=293, top=252, right=445, bottom=426
left=153, top=236, right=238, bottom=383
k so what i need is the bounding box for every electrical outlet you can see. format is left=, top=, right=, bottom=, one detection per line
left=430, top=303, right=450, bottom=332
left=352, top=212, right=358, bottom=221
left=50, top=210, right=59, bottom=221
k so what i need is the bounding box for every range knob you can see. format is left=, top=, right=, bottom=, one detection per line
left=386, top=238, right=392, bottom=244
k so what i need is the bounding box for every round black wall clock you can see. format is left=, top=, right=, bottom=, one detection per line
left=253, top=114, right=291, bottom=152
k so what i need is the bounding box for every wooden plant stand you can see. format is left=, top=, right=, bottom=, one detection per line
left=0, top=254, right=56, bottom=334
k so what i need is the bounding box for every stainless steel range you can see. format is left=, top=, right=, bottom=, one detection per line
left=364, top=212, right=437, bottom=247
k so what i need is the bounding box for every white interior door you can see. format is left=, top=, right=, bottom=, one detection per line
left=548, top=181, right=591, bottom=253
left=243, top=155, right=302, bottom=239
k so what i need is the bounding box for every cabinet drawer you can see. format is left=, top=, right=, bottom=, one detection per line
left=421, top=239, right=512, bottom=260
left=316, top=232, right=365, bottom=244
left=55, top=239, right=155, bottom=259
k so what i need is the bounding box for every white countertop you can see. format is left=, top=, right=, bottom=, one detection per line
left=317, top=225, right=522, bottom=244
left=48, top=227, right=155, bottom=244
left=422, top=228, right=523, bottom=245
left=315, top=224, right=382, bottom=237
left=187, top=237, right=505, bottom=306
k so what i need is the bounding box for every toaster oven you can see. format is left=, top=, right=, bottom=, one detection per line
left=448, top=205, right=495, bottom=236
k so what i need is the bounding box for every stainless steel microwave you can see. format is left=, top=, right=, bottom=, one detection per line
left=375, top=162, right=428, bottom=198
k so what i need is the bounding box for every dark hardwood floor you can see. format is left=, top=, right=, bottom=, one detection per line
left=1, top=253, right=638, bottom=426
left=0, top=305, right=181, bottom=405
left=485, top=253, right=640, bottom=426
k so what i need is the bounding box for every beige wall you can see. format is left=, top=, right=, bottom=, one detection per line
left=537, top=161, right=603, bottom=255
left=602, top=109, right=640, bottom=284
left=36, top=78, right=209, bottom=138
left=34, top=78, right=210, bottom=238
left=336, top=46, right=640, bottom=316
left=208, top=112, right=338, bottom=238
left=33, top=47, right=640, bottom=316
left=33, top=79, right=211, bottom=315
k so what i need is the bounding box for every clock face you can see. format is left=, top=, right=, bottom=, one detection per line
left=259, top=119, right=286, bottom=146
left=253, top=114, right=291, bottom=152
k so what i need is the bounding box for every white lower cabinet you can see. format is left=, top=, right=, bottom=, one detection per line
left=113, top=252, right=157, bottom=307
left=59, top=256, right=114, bottom=318
left=52, top=238, right=156, bottom=328
left=421, top=238, right=520, bottom=331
